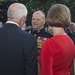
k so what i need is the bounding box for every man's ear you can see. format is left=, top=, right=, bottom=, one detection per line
left=43, top=19, right=46, bottom=25
left=21, top=16, right=26, bottom=24
left=44, top=19, right=46, bottom=24
left=20, top=16, right=26, bottom=28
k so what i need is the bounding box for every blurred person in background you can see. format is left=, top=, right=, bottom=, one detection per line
left=65, top=22, right=75, bottom=44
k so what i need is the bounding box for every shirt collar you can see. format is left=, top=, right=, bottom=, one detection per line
left=6, top=21, right=20, bottom=27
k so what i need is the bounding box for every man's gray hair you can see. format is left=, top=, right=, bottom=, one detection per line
left=7, top=3, right=28, bottom=19
left=33, top=10, right=45, bottom=20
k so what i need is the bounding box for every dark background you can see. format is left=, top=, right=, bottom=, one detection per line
left=0, top=0, right=75, bottom=26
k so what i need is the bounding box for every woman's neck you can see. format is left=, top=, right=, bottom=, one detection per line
left=53, top=27, right=66, bottom=36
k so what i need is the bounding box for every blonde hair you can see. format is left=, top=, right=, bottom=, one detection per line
left=46, top=4, right=71, bottom=29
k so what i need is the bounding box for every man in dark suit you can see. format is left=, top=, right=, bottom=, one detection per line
left=25, top=10, right=53, bottom=75
left=26, top=10, right=53, bottom=55
left=0, top=3, right=38, bottom=75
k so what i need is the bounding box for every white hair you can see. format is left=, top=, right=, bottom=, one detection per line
left=7, top=3, right=28, bottom=19
left=33, top=10, right=45, bottom=20
left=70, top=22, right=75, bottom=27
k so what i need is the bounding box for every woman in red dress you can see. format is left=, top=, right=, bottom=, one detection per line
left=40, top=4, right=75, bottom=75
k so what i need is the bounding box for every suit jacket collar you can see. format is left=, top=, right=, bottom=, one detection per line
left=6, top=21, right=20, bottom=27
left=3, top=23, right=21, bottom=29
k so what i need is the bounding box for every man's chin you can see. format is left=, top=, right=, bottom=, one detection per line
left=33, top=27, right=38, bottom=29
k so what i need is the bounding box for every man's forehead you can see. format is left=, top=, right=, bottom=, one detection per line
left=32, top=14, right=44, bottom=20
left=33, top=13, right=42, bottom=17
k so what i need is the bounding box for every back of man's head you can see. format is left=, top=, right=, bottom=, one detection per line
left=7, top=3, right=28, bottom=20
